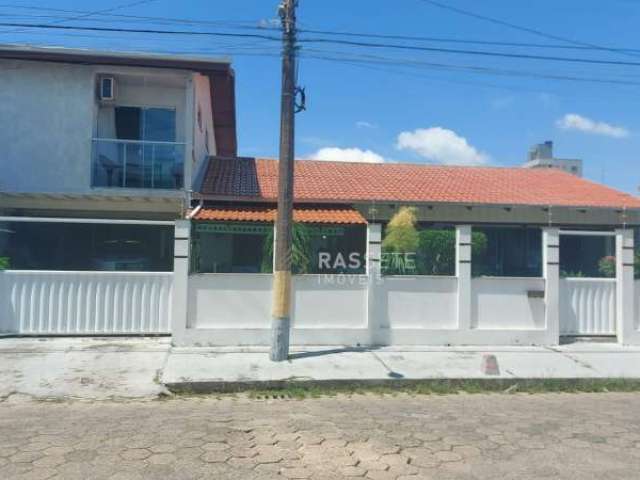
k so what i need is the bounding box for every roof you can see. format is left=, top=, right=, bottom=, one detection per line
left=192, top=206, right=367, bottom=224
left=0, top=44, right=230, bottom=71
left=0, top=44, right=237, bottom=157
left=199, top=157, right=640, bottom=209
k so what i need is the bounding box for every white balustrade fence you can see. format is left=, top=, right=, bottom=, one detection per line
left=559, top=278, right=616, bottom=336
left=0, top=271, right=173, bottom=335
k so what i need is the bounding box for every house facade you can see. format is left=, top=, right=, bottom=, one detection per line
left=0, top=45, right=236, bottom=336
left=2, top=46, right=640, bottom=347
left=171, top=157, right=640, bottom=347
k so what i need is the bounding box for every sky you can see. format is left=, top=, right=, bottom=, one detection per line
left=2, top=0, right=640, bottom=193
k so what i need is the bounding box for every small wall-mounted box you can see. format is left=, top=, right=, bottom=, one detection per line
left=527, top=290, right=545, bottom=299
left=98, top=76, right=116, bottom=102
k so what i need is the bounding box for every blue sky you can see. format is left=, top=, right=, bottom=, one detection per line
left=3, top=0, right=640, bottom=193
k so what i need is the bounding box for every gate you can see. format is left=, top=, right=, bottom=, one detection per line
left=559, top=278, right=616, bottom=335
left=559, top=230, right=617, bottom=336
left=0, top=271, right=173, bottom=335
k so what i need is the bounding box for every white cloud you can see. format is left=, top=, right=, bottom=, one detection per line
left=309, top=147, right=385, bottom=163
left=556, top=113, right=629, bottom=138
left=356, top=121, right=378, bottom=129
left=396, top=127, right=489, bottom=166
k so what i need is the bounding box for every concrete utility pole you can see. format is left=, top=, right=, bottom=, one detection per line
left=271, top=0, right=298, bottom=362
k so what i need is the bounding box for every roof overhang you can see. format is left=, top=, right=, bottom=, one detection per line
left=0, top=44, right=230, bottom=71
left=191, top=206, right=367, bottom=225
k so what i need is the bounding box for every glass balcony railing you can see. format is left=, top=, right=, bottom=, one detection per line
left=92, top=138, right=185, bottom=189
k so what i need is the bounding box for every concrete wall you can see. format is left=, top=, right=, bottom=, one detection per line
left=560, top=279, right=617, bottom=335
left=188, top=274, right=272, bottom=329
left=636, top=281, right=640, bottom=331
left=191, top=74, right=216, bottom=190
left=0, top=59, right=190, bottom=196
left=292, top=275, right=368, bottom=329
left=379, top=276, right=458, bottom=329
left=471, top=278, right=546, bottom=330
left=0, top=60, right=95, bottom=194
left=180, top=272, right=550, bottom=346
left=0, top=271, right=173, bottom=334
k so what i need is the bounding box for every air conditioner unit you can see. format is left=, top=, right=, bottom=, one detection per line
left=98, top=76, right=116, bottom=101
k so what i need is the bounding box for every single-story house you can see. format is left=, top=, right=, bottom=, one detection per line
left=167, top=156, right=640, bottom=347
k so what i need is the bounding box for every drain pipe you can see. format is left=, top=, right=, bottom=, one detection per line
left=187, top=199, right=204, bottom=220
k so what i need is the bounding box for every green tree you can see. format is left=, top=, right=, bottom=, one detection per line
left=382, top=207, right=419, bottom=275
left=0, top=257, right=8, bottom=271
left=418, top=229, right=455, bottom=275
left=261, top=223, right=312, bottom=274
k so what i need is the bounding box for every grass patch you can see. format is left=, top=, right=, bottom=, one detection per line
left=165, top=378, right=640, bottom=399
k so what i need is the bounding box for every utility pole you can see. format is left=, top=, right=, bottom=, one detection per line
left=271, top=0, right=298, bottom=362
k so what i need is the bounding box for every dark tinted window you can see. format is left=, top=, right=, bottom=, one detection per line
left=0, top=222, right=173, bottom=272
left=560, top=234, right=616, bottom=278
left=190, top=222, right=367, bottom=274
left=472, top=226, right=542, bottom=277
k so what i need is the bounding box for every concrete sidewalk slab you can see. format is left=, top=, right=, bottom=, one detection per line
left=3, top=338, right=640, bottom=400
left=0, top=337, right=171, bottom=400
left=162, top=344, right=640, bottom=388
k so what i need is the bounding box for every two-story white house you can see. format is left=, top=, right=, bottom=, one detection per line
left=0, top=45, right=237, bottom=336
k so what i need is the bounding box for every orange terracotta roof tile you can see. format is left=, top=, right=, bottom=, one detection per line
left=199, top=157, right=640, bottom=209
left=193, top=206, right=367, bottom=224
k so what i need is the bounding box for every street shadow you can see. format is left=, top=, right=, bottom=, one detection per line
left=288, top=345, right=405, bottom=379
left=288, top=346, right=379, bottom=360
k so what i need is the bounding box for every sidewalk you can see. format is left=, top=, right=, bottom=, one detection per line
left=2, top=337, right=640, bottom=400
left=163, top=343, right=640, bottom=390
left=0, top=337, right=171, bottom=400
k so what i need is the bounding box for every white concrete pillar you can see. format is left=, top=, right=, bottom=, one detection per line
left=456, top=225, right=472, bottom=331
left=543, top=228, right=560, bottom=345
left=366, top=223, right=384, bottom=345
left=171, top=219, right=191, bottom=345
left=616, top=229, right=638, bottom=345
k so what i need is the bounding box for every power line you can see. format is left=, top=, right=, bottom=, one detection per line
left=298, top=27, right=640, bottom=54
left=415, top=0, right=640, bottom=60
left=298, top=36, right=640, bottom=68
left=301, top=49, right=640, bottom=87
left=0, top=4, right=275, bottom=30
left=3, top=22, right=640, bottom=69
left=1, top=0, right=160, bottom=35
left=0, top=22, right=282, bottom=41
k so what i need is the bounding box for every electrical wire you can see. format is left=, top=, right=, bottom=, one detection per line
left=298, top=36, right=640, bottom=68
left=0, top=22, right=282, bottom=42
left=3, top=22, right=640, bottom=69
left=297, top=27, right=640, bottom=55
left=301, top=49, right=640, bottom=87
left=0, top=0, right=160, bottom=35
left=0, top=4, right=277, bottom=30
left=415, top=0, right=640, bottom=60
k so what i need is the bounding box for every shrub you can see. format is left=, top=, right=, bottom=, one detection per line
left=418, top=229, right=455, bottom=275
left=261, top=223, right=312, bottom=274
left=598, top=255, right=616, bottom=278
left=382, top=207, right=419, bottom=275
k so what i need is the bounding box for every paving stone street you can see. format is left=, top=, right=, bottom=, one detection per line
left=1, top=392, right=640, bottom=479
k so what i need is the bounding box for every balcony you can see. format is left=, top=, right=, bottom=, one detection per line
left=92, top=138, right=185, bottom=190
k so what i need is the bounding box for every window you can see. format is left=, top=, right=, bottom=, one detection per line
left=560, top=234, right=616, bottom=278
left=472, top=226, right=542, bottom=277
left=0, top=222, right=173, bottom=272
left=94, top=106, right=182, bottom=189
left=190, top=222, right=367, bottom=275
left=308, top=225, right=366, bottom=274
left=381, top=223, right=457, bottom=276
left=115, top=106, right=176, bottom=142
left=191, top=223, right=273, bottom=273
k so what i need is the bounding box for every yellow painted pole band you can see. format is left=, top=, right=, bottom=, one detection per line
left=272, top=270, right=292, bottom=318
